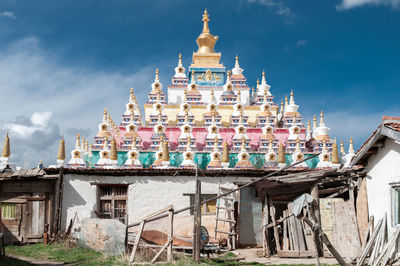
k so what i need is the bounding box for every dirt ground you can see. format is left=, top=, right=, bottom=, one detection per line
left=234, top=248, right=340, bottom=265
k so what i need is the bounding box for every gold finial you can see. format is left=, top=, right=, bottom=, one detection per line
left=103, top=108, right=108, bottom=123
left=313, top=115, right=317, bottom=129
left=110, top=138, right=118, bottom=160
left=331, top=140, right=340, bottom=164
left=187, top=136, right=192, bottom=150
left=75, top=134, right=80, bottom=149
left=202, top=9, right=210, bottom=33
left=340, top=139, right=345, bottom=154
left=241, top=137, right=246, bottom=152
left=57, top=136, right=65, bottom=160
left=307, top=120, right=311, bottom=132
left=235, top=54, right=239, bottom=68
left=280, top=100, right=284, bottom=113
left=222, top=141, right=229, bottom=162
left=320, top=110, right=325, bottom=125
left=256, top=78, right=260, bottom=88
left=261, top=70, right=266, bottom=84
left=81, top=136, right=85, bottom=150
left=130, top=88, right=134, bottom=101
left=290, top=90, right=295, bottom=104
left=349, top=137, right=355, bottom=153
left=277, top=142, right=285, bottom=163
left=162, top=140, right=170, bottom=162
left=178, top=53, right=182, bottom=66
left=155, top=68, right=160, bottom=82
left=2, top=132, right=10, bottom=158
left=213, top=135, right=219, bottom=151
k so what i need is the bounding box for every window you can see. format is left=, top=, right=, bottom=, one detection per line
left=98, top=185, right=128, bottom=224
left=185, top=194, right=217, bottom=215
left=392, top=186, right=400, bottom=226
left=1, top=203, right=16, bottom=219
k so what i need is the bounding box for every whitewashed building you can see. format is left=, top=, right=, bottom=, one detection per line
left=351, top=116, right=400, bottom=236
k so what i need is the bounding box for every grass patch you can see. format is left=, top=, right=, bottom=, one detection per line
left=5, top=242, right=130, bottom=265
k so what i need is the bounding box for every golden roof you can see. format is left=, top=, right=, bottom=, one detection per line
left=110, top=138, right=118, bottom=160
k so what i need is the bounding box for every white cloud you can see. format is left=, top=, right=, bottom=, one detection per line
left=0, top=11, right=16, bottom=19
left=247, top=0, right=293, bottom=17
left=337, top=0, right=400, bottom=10
left=296, top=39, right=307, bottom=47
left=0, top=37, right=157, bottom=168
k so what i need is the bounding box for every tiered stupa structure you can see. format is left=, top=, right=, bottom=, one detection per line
left=61, top=9, right=353, bottom=170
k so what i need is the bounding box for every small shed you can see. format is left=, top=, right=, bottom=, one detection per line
left=0, top=168, right=59, bottom=244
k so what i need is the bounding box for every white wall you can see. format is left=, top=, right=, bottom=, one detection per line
left=366, top=138, right=400, bottom=236
left=61, top=174, right=254, bottom=239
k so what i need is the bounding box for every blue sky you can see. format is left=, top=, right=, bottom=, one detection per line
left=0, top=0, right=399, bottom=167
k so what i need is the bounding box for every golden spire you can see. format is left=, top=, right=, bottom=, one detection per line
left=103, top=108, right=108, bottom=123
left=130, top=88, right=134, bottom=102
left=57, top=136, right=65, bottom=160
left=340, top=140, right=345, bottom=154
left=320, top=110, right=325, bottom=126
left=155, top=68, right=160, bottom=83
left=85, top=140, right=89, bottom=153
left=307, top=120, right=311, bottom=132
left=235, top=55, right=239, bottom=68
left=187, top=136, right=192, bottom=150
left=241, top=137, right=246, bottom=152
left=313, top=115, right=317, bottom=130
left=214, top=135, right=219, bottom=151
left=81, top=136, right=85, bottom=150
left=75, top=134, right=80, bottom=149
left=226, top=70, right=232, bottom=84
left=178, top=53, right=183, bottom=66
left=2, top=132, right=10, bottom=158
left=222, top=141, right=229, bottom=162
left=290, top=90, right=295, bottom=104
left=331, top=139, right=340, bottom=164
left=284, top=95, right=288, bottom=110
left=349, top=137, right=355, bottom=153
left=280, top=100, right=284, bottom=114
left=195, top=9, right=218, bottom=54
left=261, top=70, right=266, bottom=84
left=162, top=140, right=170, bottom=162
left=110, top=138, right=118, bottom=160
left=256, top=79, right=260, bottom=91
left=277, top=142, right=285, bottom=164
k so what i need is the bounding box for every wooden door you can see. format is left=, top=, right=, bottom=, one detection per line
left=25, top=195, right=45, bottom=242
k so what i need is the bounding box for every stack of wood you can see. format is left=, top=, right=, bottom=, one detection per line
left=357, top=214, right=400, bottom=266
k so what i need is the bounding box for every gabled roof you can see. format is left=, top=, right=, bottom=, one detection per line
left=351, top=117, right=400, bottom=166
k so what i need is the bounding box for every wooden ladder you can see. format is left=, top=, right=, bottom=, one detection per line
left=214, top=186, right=236, bottom=250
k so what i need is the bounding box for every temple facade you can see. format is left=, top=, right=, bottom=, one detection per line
left=64, top=10, right=354, bottom=170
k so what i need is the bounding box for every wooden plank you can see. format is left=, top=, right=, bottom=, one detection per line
left=373, top=228, right=400, bottom=266
left=311, top=184, right=323, bottom=256
left=332, top=200, right=361, bottom=259
left=295, top=218, right=306, bottom=251
left=283, top=210, right=289, bottom=251
left=167, top=209, right=174, bottom=262
left=269, top=197, right=281, bottom=251
left=277, top=250, right=316, bottom=257
left=356, top=218, right=383, bottom=266
left=262, top=196, right=270, bottom=257
left=142, top=205, right=173, bottom=221
left=129, top=220, right=145, bottom=263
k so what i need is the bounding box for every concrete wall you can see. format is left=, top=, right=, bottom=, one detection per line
left=366, top=138, right=400, bottom=236
left=61, top=174, right=256, bottom=242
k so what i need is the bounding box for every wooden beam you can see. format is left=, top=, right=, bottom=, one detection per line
left=151, top=238, right=173, bottom=264
left=129, top=220, right=145, bottom=263
left=167, top=209, right=174, bottom=262
left=311, top=185, right=323, bottom=257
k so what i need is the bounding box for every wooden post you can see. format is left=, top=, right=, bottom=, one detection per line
left=268, top=197, right=281, bottom=252
left=193, top=170, right=201, bottom=263
left=262, top=196, right=271, bottom=257
left=348, top=177, right=355, bottom=205
left=167, top=208, right=174, bottom=262
left=311, top=184, right=323, bottom=257
left=129, top=220, right=145, bottom=263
